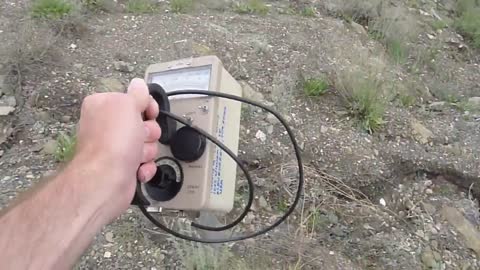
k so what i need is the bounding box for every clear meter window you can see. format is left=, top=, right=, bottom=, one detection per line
left=149, top=65, right=211, bottom=98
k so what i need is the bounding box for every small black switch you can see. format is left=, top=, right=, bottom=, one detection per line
left=170, top=126, right=206, bottom=162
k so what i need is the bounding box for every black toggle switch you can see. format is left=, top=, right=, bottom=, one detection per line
left=170, top=126, right=206, bottom=162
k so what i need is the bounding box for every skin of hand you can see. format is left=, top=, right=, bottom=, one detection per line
left=0, top=78, right=161, bottom=269
left=74, top=78, right=161, bottom=221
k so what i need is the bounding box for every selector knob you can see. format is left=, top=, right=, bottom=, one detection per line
left=170, top=126, right=206, bottom=162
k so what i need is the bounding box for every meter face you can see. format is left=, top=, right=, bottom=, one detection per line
left=149, top=65, right=211, bottom=98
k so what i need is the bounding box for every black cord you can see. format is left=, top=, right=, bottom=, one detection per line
left=155, top=110, right=254, bottom=232
left=139, top=90, right=304, bottom=243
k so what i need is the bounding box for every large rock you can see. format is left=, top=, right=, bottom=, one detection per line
left=411, top=119, right=434, bottom=144
left=96, top=78, right=125, bottom=93
left=441, top=206, right=480, bottom=257
left=467, top=97, right=480, bottom=108
left=0, top=96, right=16, bottom=107
left=0, top=106, right=15, bottom=116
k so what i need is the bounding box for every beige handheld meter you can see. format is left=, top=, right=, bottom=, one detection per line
left=138, top=56, right=242, bottom=213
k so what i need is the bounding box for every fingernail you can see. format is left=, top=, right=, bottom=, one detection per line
left=139, top=170, right=147, bottom=182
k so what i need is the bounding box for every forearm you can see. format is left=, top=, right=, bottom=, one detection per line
left=0, top=156, right=109, bottom=269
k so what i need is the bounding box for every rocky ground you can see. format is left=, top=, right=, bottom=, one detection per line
left=1, top=0, right=480, bottom=269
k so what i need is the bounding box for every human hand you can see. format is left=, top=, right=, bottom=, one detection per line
left=73, top=78, right=161, bottom=221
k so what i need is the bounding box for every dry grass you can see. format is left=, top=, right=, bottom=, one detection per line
left=1, top=19, right=62, bottom=108
left=334, top=68, right=385, bottom=133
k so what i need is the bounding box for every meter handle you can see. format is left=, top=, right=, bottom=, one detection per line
left=131, top=83, right=176, bottom=206
left=147, top=83, right=176, bottom=144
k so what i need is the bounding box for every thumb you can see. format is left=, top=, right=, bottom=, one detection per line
left=127, top=78, right=150, bottom=112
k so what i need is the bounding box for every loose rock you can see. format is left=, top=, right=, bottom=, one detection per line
left=441, top=206, right=480, bottom=256
left=104, top=251, right=112, bottom=258
left=468, top=97, right=480, bottom=108
left=113, top=61, right=134, bottom=73
left=0, top=106, right=15, bottom=116
left=411, top=119, right=434, bottom=144
left=421, top=247, right=440, bottom=269
left=105, top=232, right=114, bottom=243
left=42, top=139, right=58, bottom=155
left=429, top=101, right=446, bottom=111
left=0, top=96, right=17, bottom=107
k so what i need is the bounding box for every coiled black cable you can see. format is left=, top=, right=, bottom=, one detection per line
left=139, top=90, right=304, bottom=243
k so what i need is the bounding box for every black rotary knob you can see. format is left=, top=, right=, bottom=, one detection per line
left=170, top=126, right=206, bottom=162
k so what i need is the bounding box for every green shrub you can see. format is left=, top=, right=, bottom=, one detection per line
left=82, top=0, right=114, bottom=12
left=399, top=94, right=416, bottom=107
left=170, top=0, right=193, bottom=13
left=31, top=0, right=73, bottom=19
left=55, top=132, right=76, bottom=162
left=335, top=70, right=385, bottom=133
left=431, top=20, right=448, bottom=30
left=301, top=7, right=316, bottom=17
left=126, top=0, right=154, bottom=13
left=455, top=7, right=480, bottom=48
left=303, top=78, right=329, bottom=96
left=387, top=39, right=407, bottom=64
left=234, top=0, right=268, bottom=15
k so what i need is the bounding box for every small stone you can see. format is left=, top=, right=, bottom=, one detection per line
left=0, top=106, right=14, bottom=116
left=267, top=125, right=274, bottom=134
left=265, top=114, right=277, bottom=124
left=320, top=126, right=328, bottom=133
left=105, top=232, right=114, bottom=243
left=427, top=33, right=435, bottom=40
left=255, top=130, right=266, bottom=142
left=113, top=61, right=134, bottom=73
left=411, top=119, right=434, bottom=144
left=0, top=96, right=16, bottom=107
left=103, top=251, right=112, bottom=258
left=37, top=111, right=51, bottom=122
left=61, top=115, right=71, bottom=123
left=73, top=63, right=84, bottom=69
left=42, top=139, right=57, bottom=155
left=257, top=196, right=271, bottom=210
left=126, top=252, right=133, bottom=258
left=379, top=198, right=386, bottom=206
left=422, top=202, right=436, bottom=214
left=426, top=189, right=433, bottom=194
left=422, top=247, right=440, bottom=269
left=97, top=78, right=125, bottom=93
left=424, top=180, right=433, bottom=187
left=429, top=101, right=446, bottom=111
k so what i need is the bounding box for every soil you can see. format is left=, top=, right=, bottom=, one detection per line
left=1, top=0, right=480, bottom=269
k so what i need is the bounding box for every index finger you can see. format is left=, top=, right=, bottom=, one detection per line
left=127, top=78, right=150, bottom=112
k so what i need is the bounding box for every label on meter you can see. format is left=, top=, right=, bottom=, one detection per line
left=211, top=106, right=227, bottom=195
left=149, top=65, right=212, bottom=99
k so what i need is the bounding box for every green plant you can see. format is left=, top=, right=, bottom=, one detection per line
left=335, top=70, right=385, bottom=133
left=455, top=7, right=480, bottom=48
left=431, top=20, right=448, bottom=30
left=303, top=78, right=329, bottom=96
left=234, top=0, right=268, bottom=15
left=55, top=132, right=76, bottom=162
left=31, top=0, right=74, bottom=19
left=82, top=0, right=114, bottom=12
left=301, top=7, right=316, bottom=17
left=126, top=0, right=154, bottom=13
left=399, top=94, right=416, bottom=107
left=386, top=39, right=407, bottom=64
left=170, top=0, right=193, bottom=13
left=277, top=200, right=289, bottom=212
